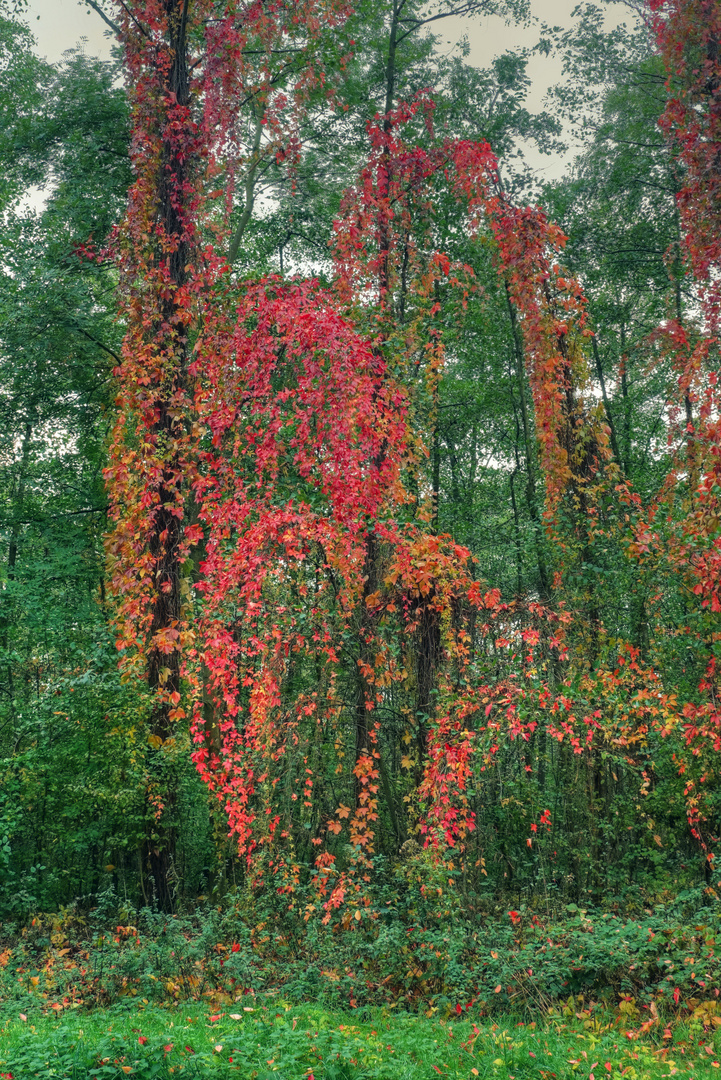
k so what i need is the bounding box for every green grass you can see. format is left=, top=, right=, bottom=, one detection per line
left=0, top=1000, right=719, bottom=1079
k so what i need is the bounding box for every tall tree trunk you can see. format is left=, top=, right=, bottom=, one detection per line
left=1, top=421, right=33, bottom=712
left=591, top=334, right=622, bottom=469
left=141, top=0, right=193, bottom=911
left=505, top=285, right=550, bottom=598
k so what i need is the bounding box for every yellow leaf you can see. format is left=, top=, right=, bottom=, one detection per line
left=354, top=909, right=362, bottom=921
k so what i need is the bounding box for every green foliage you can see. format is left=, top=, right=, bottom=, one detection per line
left=0, top=999, right=720, bottom=1079
left=0, top=643, right=214, bottom=918
left=0, top=14, right=48, bottom=209
left=2, top=886, right=720, bottom=1023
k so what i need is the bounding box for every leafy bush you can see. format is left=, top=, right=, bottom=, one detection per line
left=1, top=880, right=719, bottom=1021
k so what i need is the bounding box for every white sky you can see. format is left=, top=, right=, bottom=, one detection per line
left=26, top=0, right=114, bottom=60
left=25, top=0, right=632, bottom=69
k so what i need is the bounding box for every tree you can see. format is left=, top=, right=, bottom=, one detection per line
left=0, top=12, right=47, bottom=211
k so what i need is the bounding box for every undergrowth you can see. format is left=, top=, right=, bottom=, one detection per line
left=0, top=886, right=719, bottom=1020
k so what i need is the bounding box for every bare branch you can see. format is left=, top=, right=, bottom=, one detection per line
left=228, top=107, right=267, bottom=264
left=72, top=324, right=122, bottom=363
left=82, top=0, right=121, bottom=37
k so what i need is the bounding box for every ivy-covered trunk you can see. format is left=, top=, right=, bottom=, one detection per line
left=107, top=0, right=200, bottom=910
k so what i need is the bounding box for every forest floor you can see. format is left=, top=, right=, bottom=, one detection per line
left=1, top=1000, right=720, bottom=1080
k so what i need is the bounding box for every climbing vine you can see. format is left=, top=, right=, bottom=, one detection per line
left=103, top=0, right=721, bottom=908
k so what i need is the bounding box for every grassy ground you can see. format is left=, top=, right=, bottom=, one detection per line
left=0, top=1000, right=719, bottom=1079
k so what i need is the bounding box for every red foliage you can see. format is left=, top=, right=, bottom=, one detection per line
left=651, top=0, right=721, bottom=325
left=108, top=0, right=721, bottom=893
left=185, top=279, right=408, bottom=857
left=617, top=0, right=721, bottom=856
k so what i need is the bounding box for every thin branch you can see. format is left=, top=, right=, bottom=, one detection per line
left=228, top=108, right=266, bottom=264
left=72, top=324, right=122, bottom=363
left=82, top=0, right=121, bottom=36
left=0, top=506, right=109, bottom=527
left=116, top=0, right=152, bottom=40
left=396, top=2, right=491, bottom=44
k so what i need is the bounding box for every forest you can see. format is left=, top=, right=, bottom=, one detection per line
left=2, top=0, right=721, bottom=1075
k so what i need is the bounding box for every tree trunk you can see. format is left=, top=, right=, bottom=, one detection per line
left=141, top=0, right=193, bottom=911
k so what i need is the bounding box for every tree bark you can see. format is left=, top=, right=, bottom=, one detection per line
left=142, top=0, right=193, bottom=911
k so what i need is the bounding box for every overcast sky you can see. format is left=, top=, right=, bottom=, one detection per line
left=25, top=0, right=631, bottom=67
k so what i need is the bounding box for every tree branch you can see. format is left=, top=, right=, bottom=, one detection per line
left=228, top=108, right=267, bottom=264
left=116, top=0, right=152, bottom=40
left=82, top=0, right=121, bottom=37
left=396, top=1, right=501, bottom=44
left=72, top=324, right=122, bottom=363
left=0, top=506, right=109, bottom=526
